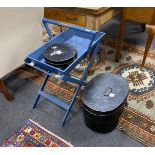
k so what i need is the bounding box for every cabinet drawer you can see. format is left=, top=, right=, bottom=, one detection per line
left=44, top=8, right=86, bottom=27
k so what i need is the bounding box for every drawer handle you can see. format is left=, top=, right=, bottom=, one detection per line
left=66, top=17, right=77, bottom=21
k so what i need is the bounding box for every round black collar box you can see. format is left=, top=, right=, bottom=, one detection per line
left=44, top=43, right=77, bottom=69
left=82, top=73, right=129, bottom=133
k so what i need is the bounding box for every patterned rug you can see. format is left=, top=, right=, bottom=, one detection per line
left=14, top=35, right=155, bottom=146
left=1, top=119, right=72, bottom=147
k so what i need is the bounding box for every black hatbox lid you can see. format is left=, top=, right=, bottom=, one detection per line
left=82, top=73, right=129, bottom=113
left=44, top=43, right=77, bottom=67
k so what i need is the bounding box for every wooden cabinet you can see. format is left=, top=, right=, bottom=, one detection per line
left=44, top=7, right=121, bottom=30
left=44, top=8, right=86, bottom=27
left=124, top=8, right=155, bottom=24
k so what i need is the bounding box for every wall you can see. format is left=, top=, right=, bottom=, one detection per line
left=0, top=7, right=43, bottom=78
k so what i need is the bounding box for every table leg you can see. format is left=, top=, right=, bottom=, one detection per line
left=141, top=23, right=146, bottom=32
left=87, top=18, right=100, bottom=75
left=33, top=74, right=49, bottom=109
left=141, top=26, right=154, bottom=70
left=0, top=80, right=14, bottom=101
left=88, top=53, right=96, bottom=75
left=115, top=11, right=126, bottom=62
left=61, top=44, right=100, bottom=126
left=61, top=84, right=81, bottom=126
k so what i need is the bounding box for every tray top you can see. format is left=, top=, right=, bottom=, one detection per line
left=25, top=27, right=106, bottom=75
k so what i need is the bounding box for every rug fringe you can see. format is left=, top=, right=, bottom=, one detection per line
left=29, top=119, right=73, bottom=147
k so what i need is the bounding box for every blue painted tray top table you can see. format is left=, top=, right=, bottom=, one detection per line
left=25, top=18, right=106, bottom=126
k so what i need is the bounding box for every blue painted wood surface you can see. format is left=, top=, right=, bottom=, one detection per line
left=25, top=18, right=106, bottom=126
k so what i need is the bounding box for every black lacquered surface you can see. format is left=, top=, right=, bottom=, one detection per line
left=82, top=73, right=129, bottom=113
left=44, top=43, right=77, bottom=67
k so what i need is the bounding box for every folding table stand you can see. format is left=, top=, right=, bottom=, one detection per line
left=25, top=18, right=105, bottom=126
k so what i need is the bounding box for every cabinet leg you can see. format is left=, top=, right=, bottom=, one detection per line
left=87, top=17, right=100, bottom=75
left=141, top=32, right=154, bottom=69
left=115, top=10, right=126, bottom=62
left=115, top=54, right=121, bottom=62
left=0, top=80, right=14, bottom=101
left=141, top=23, right=146, bottom=32
left=88, top=54, right=96, bottom=75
